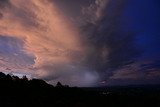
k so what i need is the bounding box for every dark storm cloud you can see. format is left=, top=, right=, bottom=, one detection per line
left=80, top=0, right=160, bottom=86
left=52, top=0, right=142, bottom=85
left=81, top=0, right=140, bottom=77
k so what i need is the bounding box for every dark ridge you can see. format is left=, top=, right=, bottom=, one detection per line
left=0, top=72, right=160, bottom=107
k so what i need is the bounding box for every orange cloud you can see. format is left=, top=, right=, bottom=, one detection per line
left=0, top=0, right=98, bottom=86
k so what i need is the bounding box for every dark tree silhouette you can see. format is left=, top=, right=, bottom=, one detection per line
left=0, top=72, right=5, bottom=78
left=56, top=81, right=63, bottom=87
left=0, top=72, right=159, bottom=107
left=22, top=75, right=28, bottom=81
left=12, top=75, right=20, bottom=81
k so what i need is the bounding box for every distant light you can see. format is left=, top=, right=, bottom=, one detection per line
left=101, top=81, right=106, bottom=84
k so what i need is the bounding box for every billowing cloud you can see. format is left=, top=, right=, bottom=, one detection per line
left=0, top=0, right=159, bottom=86
left=0, top=0, right=99, bottom=86
left=0, top=0, right=142, bottom=86
left=80, top=0, right=137, bottom=78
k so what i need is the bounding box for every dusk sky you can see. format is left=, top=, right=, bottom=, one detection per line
left=0, top=0, right=159, bottom=87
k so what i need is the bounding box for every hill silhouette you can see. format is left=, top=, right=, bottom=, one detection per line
left=0, top=72, right=160, bottom=107
left=0, top=72, right=102, bottom=107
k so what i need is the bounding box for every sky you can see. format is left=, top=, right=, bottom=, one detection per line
left=0, top=0, right=159, bottom=87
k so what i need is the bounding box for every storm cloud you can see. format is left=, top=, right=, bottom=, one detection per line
left=0, top=0, right=159, bottom=86
left=80, top=0, right=139, bottom=79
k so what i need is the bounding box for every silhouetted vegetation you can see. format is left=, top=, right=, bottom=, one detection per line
left=0, top=72, right=160, bottom=107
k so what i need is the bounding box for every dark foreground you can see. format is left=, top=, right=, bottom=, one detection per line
left=0, top=72, right=160, bottom=107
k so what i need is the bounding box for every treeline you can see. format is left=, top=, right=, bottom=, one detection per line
left=0, top=72, right=160, bottom=107
left=0, top=72, right=101, bottom=107
left=0, top=72, right=67, bottom=88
